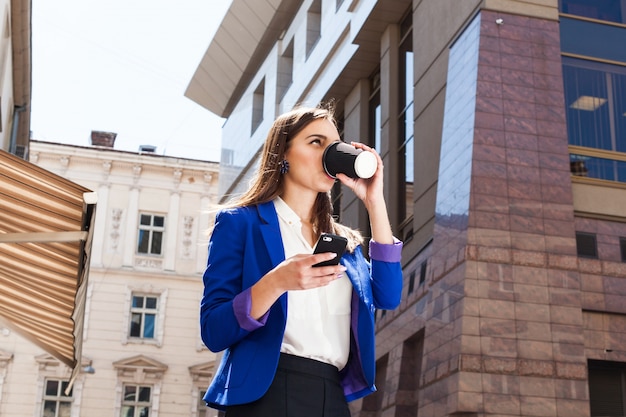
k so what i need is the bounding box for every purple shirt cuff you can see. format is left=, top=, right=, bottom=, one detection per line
left=233, top=287, right=269, bottom=331
left=369, top=237, right=403, bottom=263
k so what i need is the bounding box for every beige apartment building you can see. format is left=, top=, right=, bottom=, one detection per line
left=186, top=0, right=626, bottom=416
left=1, top=134, right=220, bottom=417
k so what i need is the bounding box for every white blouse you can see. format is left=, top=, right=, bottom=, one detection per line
left=273, top=197, right=352, bottom=370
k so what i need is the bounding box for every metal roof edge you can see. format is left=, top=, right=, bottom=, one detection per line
left=185, top=0, right=304, bottom=118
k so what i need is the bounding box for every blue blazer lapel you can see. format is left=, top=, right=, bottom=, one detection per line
left=257, top=201, right=285, bottom=268
left=256, top=201, right=289, bottom=314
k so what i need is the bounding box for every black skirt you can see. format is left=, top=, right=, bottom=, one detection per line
left=224, top=353, right=351, bottom=417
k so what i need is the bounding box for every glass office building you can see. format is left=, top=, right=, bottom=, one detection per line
left=187, top=1, right=626, bottom=415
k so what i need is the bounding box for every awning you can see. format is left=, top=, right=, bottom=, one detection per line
left=0, top=149, right=96, bottom=385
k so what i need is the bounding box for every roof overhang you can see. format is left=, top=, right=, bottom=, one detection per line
left=185, top=0, right=414, bottom=119
left=0, top=149, right=96, bottom=386
left=185, top=0, right=303, bottom=118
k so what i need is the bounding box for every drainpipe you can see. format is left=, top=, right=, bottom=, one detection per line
left=9, top=105, right=26, bottom=156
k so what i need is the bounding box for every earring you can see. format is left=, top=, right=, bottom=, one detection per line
left=279, top=159, right=290, bottom=174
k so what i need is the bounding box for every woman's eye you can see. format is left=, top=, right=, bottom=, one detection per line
left=310, top=139, right=321, bottom=145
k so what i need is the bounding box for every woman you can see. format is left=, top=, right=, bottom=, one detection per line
left=200, top=104, right=403, bottom=416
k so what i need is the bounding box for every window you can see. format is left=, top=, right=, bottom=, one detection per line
left=189, top=362, right=216, bottom=417
left=397, top=332, right=424, bottom=416
left=407, top=260, right=427, bottom=295
left=360, top=354, right=389, bottom=413
left=277, top=39, right=294, bottom=102
left=137, top=214, right=164, bottom=255
left=306, top=0, right=321, bottom=58
left=408, top=270, right=416, bottom=294
left=197, top=389, right=212, bottom=417
left=565, top=58, right=626, bottom=182
left=42, top=379, right=72, bottom=417
left=252, top=78, right=265, bottom=134
left=121, top=384, right=151, bottom=417
left=588, top=360, right=626, bottom=416
left=564, top=59, right=626, bottom=153
left=620, top=237, right=626, bottom=261
left=576, top=232, right=598, bottom=258
left=419, top=260, right=427, bottom=286
left=331, top=115, right=345, bottom=221
left=129, top=294, right=158, bottom=339
left=113, top=355, right=166, bottom=416
left=398, top=10, right=414, bottom=226
left=369, top=70, right=382, bottom=152
left=560, top=0, right=625, bottom=24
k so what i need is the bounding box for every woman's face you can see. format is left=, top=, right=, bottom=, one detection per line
left=282, top=118, right=339, bottom=195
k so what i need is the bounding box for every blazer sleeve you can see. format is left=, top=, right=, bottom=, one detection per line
left=369, top=238, right=403, bottom=310
left=200, top=209, right=268, bottom=352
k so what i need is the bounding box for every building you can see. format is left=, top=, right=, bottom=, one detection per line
left=186, top=0, right=626, bottom=416
left=0, top=135, right=220, bottom=417
left=1, top=0, right=99, bottom=405
left=0, top=0, right=30, bottom=156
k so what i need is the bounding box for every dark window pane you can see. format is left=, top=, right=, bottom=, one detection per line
left=124, top=385, right=137, bottom=401
left=130, top=313, right=142, bottom=337
left=560, top=0, right=623, bottom=23
left=140, top=215, right=151, bottom=226
left=576, top=232, right=598, bottom=258
left=61, top=381, right=72, bottom=397
left=122, top=406, right=134, bottom=417
left=138, top=386, right=151, bottom=402
left=139, top=406, right=150, bottom=417
left=132, top=296, right=144, bottom=308
left=613, top=72, right=626, bottom=152
left=43, top=400, right=56, bottom=417
left=373, top=101, right=381, bottom=152
left=151, top=231, right=162, bottom=255
left=59, top=402, right=71, bottom=417
left=398, top=13, right=413, bottom=226
left=570, top=154, right=626, bottom=182
left=143, top=314, right=155, bottom=338
left=588, top=360, right=626, bottom=416
left=153, top=216, right=164, bottom=227
left=620, top=237, right=626, bottom=262
left=563, top=64, right=611, bottom=150
left=45, top=380, right=59, bottom=396
left=560, top=17, right=626, bottom=63
left=198, top=389, right=208, bottom=411
left=404, top=51, right=414, bottom=111
left=145, top=297, right=157, bottom=309
left=419, top=261, right=427, bottom=285
left=404, top=134, right=414, bottom=182
left=137, top=230, right=149, bottom=254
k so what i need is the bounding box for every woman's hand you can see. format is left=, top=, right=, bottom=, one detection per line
left=335, top=142, right=385, bottom=209
left=269, top=253, right=347, bottom=291
left=336, top=142, right=394, bottom=245
left=249, top=252, right=346, bottom=319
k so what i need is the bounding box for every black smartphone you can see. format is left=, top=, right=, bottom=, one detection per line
left=312, top=233, right=348, bottom=267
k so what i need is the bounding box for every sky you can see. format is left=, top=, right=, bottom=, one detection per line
left=31, top=0, right=232, bottom=162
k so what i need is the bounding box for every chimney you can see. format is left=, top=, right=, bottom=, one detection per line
left=90, top=131, right=117, bottom=148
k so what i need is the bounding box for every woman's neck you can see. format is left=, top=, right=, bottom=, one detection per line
left=280, top=190, right=316, bottom=224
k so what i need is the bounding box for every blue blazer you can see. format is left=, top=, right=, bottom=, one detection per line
left=200, top=201, right=402, bottom=410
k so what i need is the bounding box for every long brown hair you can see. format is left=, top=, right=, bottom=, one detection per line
left=226, top=104, right=362, bottom=251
